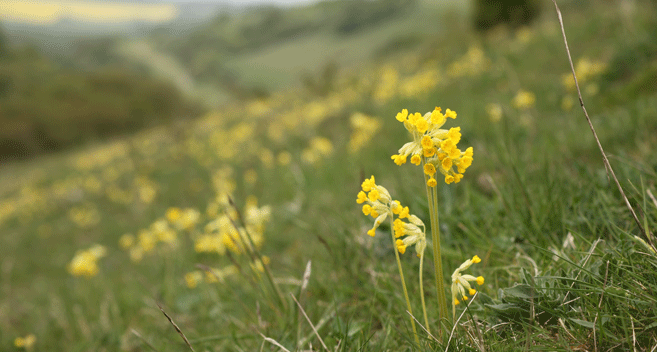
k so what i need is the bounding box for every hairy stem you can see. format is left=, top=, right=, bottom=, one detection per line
left=390, top=216, right=419, bottom=345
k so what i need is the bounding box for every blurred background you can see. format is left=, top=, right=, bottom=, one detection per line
left=0, top=0, right=541, bottom=162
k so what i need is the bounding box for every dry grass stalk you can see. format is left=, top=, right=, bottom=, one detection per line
left=551, top=0, right=648, bottom=241
left=156, top=303, right=195, bottom=351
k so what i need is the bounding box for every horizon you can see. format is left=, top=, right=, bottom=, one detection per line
left=0, top=0, right=323, bottom=26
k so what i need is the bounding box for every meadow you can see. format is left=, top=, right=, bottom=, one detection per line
left=2, top=0, right=657, bottom=351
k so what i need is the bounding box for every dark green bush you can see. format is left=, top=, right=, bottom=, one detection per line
left=0, top=39, right=204, bottom=161
left=473, top=0, right=541, bottom=31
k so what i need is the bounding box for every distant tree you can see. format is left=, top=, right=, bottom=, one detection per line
left=473, top=0, right=541, bottom=31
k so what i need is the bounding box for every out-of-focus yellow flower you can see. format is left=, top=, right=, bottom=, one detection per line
left=14, top=334, right=36, bottom=349
left=136, top=178, right=157, bottom=204
left=185, top=271, right=203, bottom=289
left=561, top=96, right=574, bottom=111
left=399, top=67, right=441, bottom=98
left=562, top=57, right=607, bottom=91
left=585, top=83, right=599, bottom=96
left=129, top=247, right=144, bottom=262
left=68, top=204, right=101, bottom=228
left=68, top=244, right=106, bottom=277
left=301, top=137, right=334, bottom=165
left=277, top=151, right=292, bottom=166
left=119, top=234, right=135, bottom=249
left=166, top=207, right=182, bottom=223
left=447, top=46, right=490, bottom=78
left=194, top=234, right=226, bottom=254
left=486, top=103, right=503, bottom=122
left=512, top=90, right=536, bottom=110
left=138, top=230, right=156, bottom=252
left=373, top=65, right=399, bottom=104
left=348, top=112, right=381, bottom=153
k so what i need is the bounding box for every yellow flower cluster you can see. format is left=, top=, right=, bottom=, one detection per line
left=451, top=255, right=485, bottom=305
left=486, top=103, right=503, bottom=122
left=393, top=214, right=426, bottom=257
left=67, top=244, right=107, bottom=277
left=195, top=197, right=270, bottom=256
left=399, top=66, right=441, bottom=98
left=185, top=265, right=238, bottom=288
left=67, top=203, right=101, bottom=228
left=391, top=107, right=474, bottom=185
left=301, top=137, right=334, bottom=165
left=357, top=175, right=425, bottom=258
left=561, top=57, right=607, bottom=91
left=356, top=175, right=394, bottom=237
left=120, top=217, right=181, bottom=262
left=447, top=46, right=490, bottom=78
left=373, top=65, right=399, bottom=104
left=14, top=334, right=36, bottom=349
left=165, top=207, right=201, bottom=231
left=348, top=112, right=381, bottom=153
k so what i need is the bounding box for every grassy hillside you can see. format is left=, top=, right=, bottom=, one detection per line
left=2, top=0, right=657, bottom=351
left=0, top=31, right=205, bottom=162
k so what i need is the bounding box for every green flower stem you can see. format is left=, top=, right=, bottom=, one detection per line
left=422, top=163, right=449, bottom=335
left=431, top=182, right=449, bottom=329
left=419, top=250, right=430, bottom=334
left=390, top=216, right=420, bottom=346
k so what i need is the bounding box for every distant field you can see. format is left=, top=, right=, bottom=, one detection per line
left=0, top=1, right=177, bottom=25
left=223, top=0, right=468, bottom=90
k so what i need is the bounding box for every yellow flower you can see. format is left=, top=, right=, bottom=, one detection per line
left=391, top=154, right=407, bottom=165
left=14, top=334, right=36, bottom=349
left=486, top=103, right=503, bottom=122
left=356, top=176, right=397, bottom=237
left=166, top=207, right=182, bottom=223
left=394, top=214, right=426, bottom=257
left=119, top=234, right=134, bottom=249
left=392, top=107, right=473, bottom=185
left=451, top=255, right=484, bottom=305
left=513, top=90, right=536, bottom=110
left=185, top=271, right=203, bottom=289
left=68, top=244, right=106, bottom=278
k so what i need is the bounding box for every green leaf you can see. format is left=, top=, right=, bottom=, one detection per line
left=569, top=318, right=596, bottom=329
left=501, top=284, right=535, bottom=300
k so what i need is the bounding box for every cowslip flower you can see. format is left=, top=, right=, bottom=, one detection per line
left=393, top=214, right=426, bottom=257
left=357, top=175, right=426, bottom=342
left=14, top=334, right=36, bottom=349
left=67, top=244, right=106, bottom=277
left=451, top=255, right=485, bottom=306
left=391, top=107, right=473, bottom=185
left=512, top=90, right=536, bottom=110
left=356, top=175, right=394, bottom=237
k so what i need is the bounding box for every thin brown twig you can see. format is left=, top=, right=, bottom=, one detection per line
left=551, top=0, right=646, bottom=237
left=407, top=310, right=440, bottom=343
left=445, top=292, right=478, bottom=352
left=131, top=329, right=161, bottom=352
left=156, top=303, right=195, bottom=351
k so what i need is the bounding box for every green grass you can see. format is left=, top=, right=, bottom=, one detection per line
left=2, top=0, right=657, bottom=351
